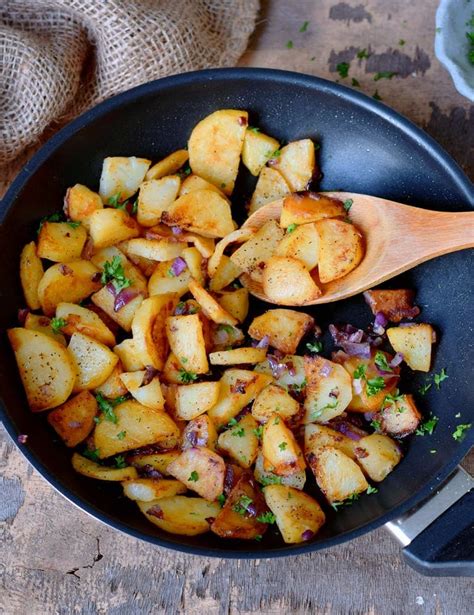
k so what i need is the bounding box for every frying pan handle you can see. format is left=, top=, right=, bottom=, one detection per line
left=385, top=467, right=474, bottom=576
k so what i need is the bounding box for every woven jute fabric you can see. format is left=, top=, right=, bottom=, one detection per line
left=0, top=0, right=259, bottom=196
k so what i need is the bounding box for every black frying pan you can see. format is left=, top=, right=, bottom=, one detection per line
left=0, top=69, right=473, bottom=575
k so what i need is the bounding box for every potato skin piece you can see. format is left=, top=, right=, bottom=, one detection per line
left=47, top=390, right=98, bottom=447
left=20, top=241, right=44, bottom=310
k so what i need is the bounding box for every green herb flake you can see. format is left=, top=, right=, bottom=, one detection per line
left=95, top=393, right=127, bottom=424
left=372, top=90, right=383, bottom=101
left=374, top=351, right=393, bottom=373
left=232, top=495, right=253, bottom=516
left=268, top=148, right=282, bottom=159
left=131, top=199, right=138, bottom=215
left=416, top=415, right=439, bottom=436
left=107, top=193, right=127, bottom=209
left=101, top=255, right=133, bottom=292
left=433, top=368, right=448, bottom=390
left=366, top=376, right=386, bottom=397
left=218, top=324, right=235, bottom=334
left=37, top=211, right=63, bottom=234
left=299, top=21, right=310, bottom=33
left=253, top=425, right=264, bottom=439
left=357, top=48, right=370, bottom=59
left=353, top=364, right=367, bottom=379
left=343, top=198, right=353, bottom=212
left=418, top=382, right=432, bottom=396
left=366, top=486, right=378, bottom=495
left=188, top=471, right=199, bottom=482
left=248, top=126, right=261, bottom=134
left=258, top=474, right=282, bottom=486
left=232, top=427, right=245, bottom=437
left=83, top=447, right=101, bottom=462
left=273, top=416, right=280, bottom=425
left=50, top=317, right=67, bottom=335
left=114, top=455, right=126, bottom=469
left=178, top=369, right=198, bottom=384
left=286, top=40, right=294, bottom=49
left=67, top=221, right=82, bottom=229
left=217, top=494, right=226, bottom=507
left=351, top=78, right=361, bottom=87
left=306, top=341, right=323, bottom=353
left=370, top=419, right=381, bottom=431
left=286, top=223, right=298, bottom=234
left=374, top=71, right=397, bottom=81
left=278, top=441, right=288, bottom=451
left=254, top=534, right=263, bottom=542
left=452, top=423, right=471, bottom=442
left=336, top=61, right=350, bottom=78
left=383, top=389, right=403, bottom=405
left=256, top=511, right=276, bottom=524
left=227, top=418, right=239, bottom=428
left=116, top=431, right=127, bottom=440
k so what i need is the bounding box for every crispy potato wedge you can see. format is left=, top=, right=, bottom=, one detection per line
left=249, top=309, right=314, bottom=355
left=94, top=400, right=180, bottom=458
left=137, top=496, right=219, bottom=536
left=119, top=371, right=165, bottom=411
left=387, top=324, right=434, bottom=372
left=167, top=447, right=225, bottom=501
left=252, top=384, right=300, bottom=423
left=304, top=424, right=356, bottom=460
left=113, top=338, right=145, bottom=371
left=162, top=352, right=185, bottom=384
left=263, top=484, right=325, bottom=544
left=166, top=314, right=209, bottom=374
left=271, top=139, right=316, bottom=192
left=182, top=415, right=218, bottom=452
left=162, top=190, right=235, bottom=238
left=280, top=192, right=345, bottom=228
left=24, top=313, right=66, bottom=345
left=218, top=414, right=259, bottom=469
left=20, top=241, right=44, bottom=310
left=209, top=255, right=242, bottom=291
left=214, top=288, right=249, bottom=324
left=363, top=289, right=420, bottom=322
left=355, top=434, right=402, bottom=482
left=188, top=109, right=248, bottom=195
left=145, top=149, right=189, bottom=181
left=122, top=478, right=186, bottom=502
left=242, top=129, right=280, bottom=176
left=182, top=247, right=204, bottom=284
left=38, top=260, right=101, bottom=316
left=68, top=332, right=119, bottom=392
left=208, top=227, right=256, bottom=277
left=94, top=361, right=128, bottom=398
left=276, top=222, right=320, bottom=270
left=123, top=238, right=184, bottom=261
left=132, top=295, right=178, bottom=370
left=175, top=381, right=221, bottom=421
left=56, top=302, right=116, bottom=346
left=303, top=355, right=352, bottom=423
left=254, top=451, right=306, bottom=490
left=37, top=222, right=87, bottom=263
left=179, top=173, right=227, bottom=197
left=378, top=394, right=421, bottom=437
left=262, top=413, right=306, bottom=476
left=148, top=260, right=191, bottom=297
left=127, top=449, right=181, bottom=475
left=249, top=167, right=290, bottom=214
left=308, top=446, right=368, bottom=503
left=72, top=452, right=138, bottom=481
left=262, top=256, right=322, bottom=305
left=209, top=347, right=267, bottom=366
left=230, top=220, right=284, bottom=280
left=188, top=279, right=237, bottom=326
left=315, top=218, right=364, bottom=283
left=99, top=156, right=151, bottom=202
left=47, top=390, right=98, bottom=447
left=64, top=184, right=103, bottom=227
left=91, top=288, right=144, bottom=332
left=208, top=369, right=273, bottom=429
left=8, top=328, right=76, bottom=411
left=88, top=208, right=140, bottom=249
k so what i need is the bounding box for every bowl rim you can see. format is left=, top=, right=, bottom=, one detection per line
left=1, top=67, right=473, bottom=558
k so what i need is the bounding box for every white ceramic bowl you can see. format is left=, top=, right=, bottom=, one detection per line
left=435, top=0, right=474, bottom=101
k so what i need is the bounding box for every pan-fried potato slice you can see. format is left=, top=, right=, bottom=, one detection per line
left=249, top=309, right=314, bottom=354
left=7, top=328, right=75, bottom=411
left=386, top=324, right=434, bottom=372
left=363, top=289, right=420, bottom=322
left=230, top=220, right=284, bottom=280
left=271, top=139, right=315, bottom=192
left=262, top=413, right=306, bottom=476
left=64, top=184, right=103, bottom=227
left=24, top=313, right=66, bottom=345
left=355, top=434, right=402, bottom=482
left=91, top=288, right=144, bottom=332
left=122, top=478, right=186, bottom=502
left=280, top=192, right=345, bottom=227
left=379, top=394, right=422, bottom=437
left=166, top=314, right=209, bottom=374
left=315, top=219, right=364, bottom=283
left=162, top=190, right=235, bottom=238
left=137, top=496, right=219, bottom=536
left=113, top=340, right=144, bottom=372
left=252, top=384, right=300, bottom=423
left=47, top=390, right=98, bottom=447
left=304, top=424, right=356, bottom=460
left=249, top=167, right=290, bottom=214
left=99, top=156, right=151, bottom=202
left=213, top=288, right=249, bottom=323
left=182, top=415, right=218, bottom=451
left=145, top=149, right=189, bottom=181
left=209, top=255, right=242, bottom=291
left=37, top=222, right=87, bottom=263
left=208, top=369, right=272, bottom=428
left=56, top=303, right=116, bottom=346
left=209, top=347, right=267, bottom=366
left=181, top=233, right=215, bottom=259
left=94, top=400, right=180, bottom=458
left=208, top=228, right=256, bottom=277
left=263, top=484, right=325, bottom=544
left=119, top=371, right=165, bottom=410
left=38, top=260, right=101, bottom=316
left=88, top=208, right=140, bottom=249
left=303, top=356, right=352, bottom=423
left=167, top=447, right=225, bottom=501
left=94, top=361, right=128, bottom=398
left=307, top=446, right=368, bottom=503
left=254, top=451, right=306, bottom=490
left=127, top=449, right=181, bottom=475
left=175, top=381, right=221, bottom=420
left=20, top=241, right=44, bottom=310
left=72, top=452, right=138, bottom=481
left=211, top=474, right=268, bottom=539
left=242, top=129, right=280, bottom=176
left=179, top=173, right=227, bottom=197
left=162, top=352, right=185, bottom=384
left=262, top=256, right=321, bottom=305
left=123, top=238, right=184, bottom=261
left=218, top=414, right=259, bottom=469
left=188, top=279, right=238, bottom=326
left=132, top=295, right=178, bottom=370
left=148, top=260, right=191, bottom=297
left=276, top=223, right=320, bottom=270
left=68, top=332, right=119, bottom=392
left=188, top=109, right=248, bottom=195
left=91, top=246, right=147, bottom=291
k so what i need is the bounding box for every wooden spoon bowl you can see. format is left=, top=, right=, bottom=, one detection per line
left=241, top=192, right=474, bottom=305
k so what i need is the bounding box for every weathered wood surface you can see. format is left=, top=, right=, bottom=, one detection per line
left=1, top=1, right=473, bottom=614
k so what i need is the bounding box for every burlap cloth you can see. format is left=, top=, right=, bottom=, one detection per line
left=0, top=0, right=259, bottom=197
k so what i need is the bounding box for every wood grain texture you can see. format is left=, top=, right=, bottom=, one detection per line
left=1, top=1, right=473, bottom=614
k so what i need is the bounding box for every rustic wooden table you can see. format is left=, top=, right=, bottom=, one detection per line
left=1, top=1, right=473, bottom=613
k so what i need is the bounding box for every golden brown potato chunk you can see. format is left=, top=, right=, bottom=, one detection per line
left=249, top=308, right=314, bottom=354
left=363, top=289, right=420, bottom=322
left=47, top=390, right=98, bottom=447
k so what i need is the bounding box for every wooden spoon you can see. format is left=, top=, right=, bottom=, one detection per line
left=241, top=192, right=474, bottom=305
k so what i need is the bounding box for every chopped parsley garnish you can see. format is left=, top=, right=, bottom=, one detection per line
left=232, top=427, right=245, bottom=437
left=366, top=376, right=386, bottom=397
left=370, top=419, right=381, bottom=431
left=227, top=418, right=239, bottom=428
left=217, top=494, right=226, bottom=507
left=372, top=90, right=382, bottom=101
left=366, top=486, right=378, bottom=495
left=95, top=393, right=127, bottom=424
left=218, top=324, right=235, bottom=334
left=353, top=364, right=367, bottom=379
left=253, top=425, right=264, bottom=439
left=374, top=351, right=393, bottom=372
left=50, top=317, right=67, bottom=335
left=433, top=368, right=448, bottom=389
left=107, top=192, right=126, bottom=209
left=288, top=379, right=307, bottom=394
left=452, top=423, right=471, bottom=442
left=306, top=341, right=323, bottom=353
left=101, top=256, right=132, bottom=292
left=286, top=223, right=298, bottom=234
left=383, top=389, right=403, bottom=405
left=268, top=148, right=282, bottom=159
left=178, top=369, right=198, bottom=384
left=254, top=535, right=263, bottom=542
left=248, top=126, right=261, bottom=134
left=416, top=415, right=439, bottom=436
left=336, top=61, right=350, bottom=78
left=299, top=21, right=309, bottom=33
left=188, top=471, right=199, bottom=482
left=278, top=442, right=288, bottom=451
left=374, top=71, right=397, bottom=81
left=258, top=474, right=282, bottom=486
left=332, top=492, right=360, bottom=511
left=256, top=511, right=276, bottom=523
left=418, top=382, right=432, bottom=396
left=232, top=495, right=253, bottom=515
left=116, top=431, right=127, bottom=440
left=273, top=416, right=280, bottom=425
left=131, top=199, right=138, bottom=215
left=343, top=198, right=353, bottom=212
left=83, top=447, right=101, bottom=462
left=286, top=40, right=294, bottom=49
left=467, top=15, right=474, bottom=65
left=351, top=78, right=360, bottom=87
left=114, top=455, right=126, bottom=468
left=357, top=48, right=370, bottom=59
left=37, top=212, right=63, bottom=234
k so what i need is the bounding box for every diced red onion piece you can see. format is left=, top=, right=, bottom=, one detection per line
left=171, top=226, right=183, bottom=235
left=147, top=505, right=163, bottom=519
left=348, top=329, right=364, bottom=343
left=143, top=365, right=157, bottom=385
left=389, top=352, right=404, bottom=367
left=364, top=412, right=375, bottom=422
left=341, top=341, right=371, bottom=359
left=266, top=355, right=288, bottom=378
left=170, top=256, right=187, bottom=276
left=301, top=529, right=314, bottom=541
left=17, top=308, right=30, bottom=325
left=329, top=387, right=340, bottom=399
left=320, top=363, right=333, bottom=377
left=374, top=312, right=388, bottom=327
left=336, top=423, right=363, bottom=441
left=17, top=434, right=28, bottom=444
left=353, top=378, right=363, bottom=395
left=114, top=288, right=139, bottom=312
left=286, top=361, right=296, bottom=376
left=256, top=335, right=270, bottom=349
left=246, top=503, right=257, bottom=517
